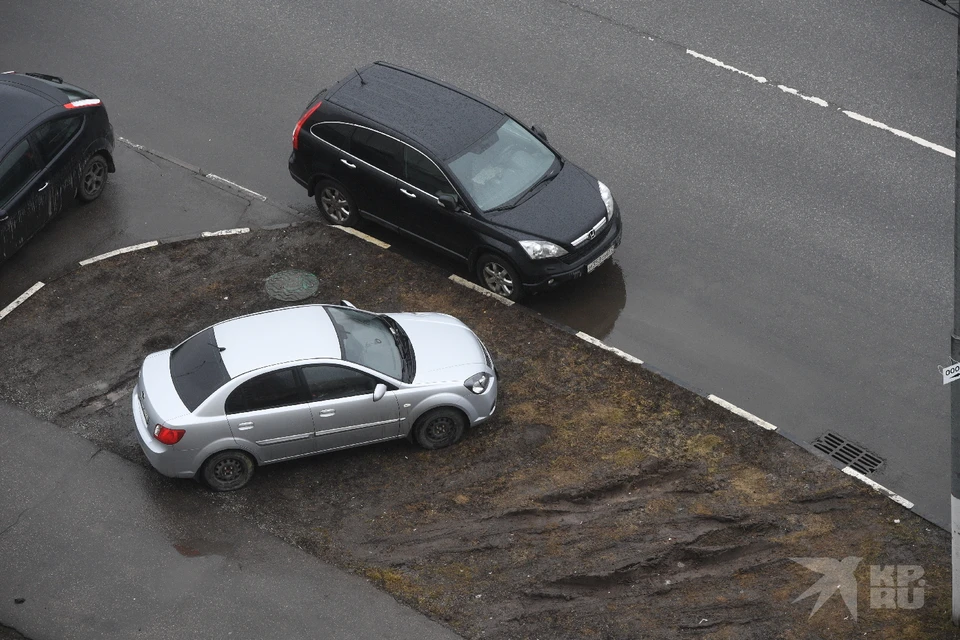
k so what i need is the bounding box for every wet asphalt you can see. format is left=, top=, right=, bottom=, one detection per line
left=0, top=0, right=954, bottom=528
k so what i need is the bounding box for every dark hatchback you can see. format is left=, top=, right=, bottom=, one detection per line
left=289, top=62, right=621, bottom=301
left=0, top=72, right=115, bottom=264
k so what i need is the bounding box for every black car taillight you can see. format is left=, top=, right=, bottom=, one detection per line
left=292, top=101, right=322, bottom=150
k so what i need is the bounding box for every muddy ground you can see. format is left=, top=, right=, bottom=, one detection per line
left=0, top=223, right=955, bottom=639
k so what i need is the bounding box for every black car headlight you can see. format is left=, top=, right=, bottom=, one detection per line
left=464, top=372, right=492, bottom=394
left=598, top=180, right=615, bottom=221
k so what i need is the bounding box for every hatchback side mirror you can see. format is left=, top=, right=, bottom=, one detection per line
left=437, top=194, right=459, bottom=212
left=373, top=383, right=387, bottom=402
left=531, top=125, right=548, bottom=142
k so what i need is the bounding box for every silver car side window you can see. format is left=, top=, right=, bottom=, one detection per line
left=301, top=365, right=376, bottom=402
left=225, top=368, right=306, bottom=414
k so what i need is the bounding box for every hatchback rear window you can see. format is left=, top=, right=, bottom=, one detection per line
left=170, top=327, right=231, bottom=412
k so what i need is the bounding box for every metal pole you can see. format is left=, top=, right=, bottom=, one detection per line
left=952, top=6, right=960, bottom=625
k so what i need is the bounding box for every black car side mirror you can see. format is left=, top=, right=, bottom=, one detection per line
left=531, top=125, right=548, bottom=142
left=437, top=194, right=459, bottom=212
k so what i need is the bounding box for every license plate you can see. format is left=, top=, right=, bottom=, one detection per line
left=587, top=244, right=616, bottom=273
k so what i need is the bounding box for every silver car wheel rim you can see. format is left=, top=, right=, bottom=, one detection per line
left=482, top=262, right=514, bottom=297
left=83, top=159, right=106, bottom=196
left=320, top=187, right=350, bottom=223
left=213, top=457, right=242, bottom=482
left=425, top=416, right=455, bottom=446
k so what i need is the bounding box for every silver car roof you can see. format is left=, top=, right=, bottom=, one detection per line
left=213, top=305, right=340, bottom=377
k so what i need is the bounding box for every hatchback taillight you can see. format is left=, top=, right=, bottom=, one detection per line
left=153, top=424, right=186, bottom=445
left=292, top=101, right=322, bottom=150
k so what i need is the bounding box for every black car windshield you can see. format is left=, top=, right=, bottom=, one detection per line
left=447, top=118, right=557, bottom=212
left=325, top=307, right=407, bottom=381
left=170, top=327, right=231, bottom=412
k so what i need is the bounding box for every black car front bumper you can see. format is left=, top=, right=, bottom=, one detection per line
left=521, top=209, right=623, bottom=292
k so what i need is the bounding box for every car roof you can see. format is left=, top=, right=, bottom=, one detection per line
left=0, top=78, right=59, bottom=149
left=326, top=62, right=505, bottom=161
left=213, top=305, right=341, bottom=377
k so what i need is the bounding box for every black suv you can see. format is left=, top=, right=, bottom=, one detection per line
left=289, top=62, right=621, bottom=301
left=0, top=72, right=115, bottom=264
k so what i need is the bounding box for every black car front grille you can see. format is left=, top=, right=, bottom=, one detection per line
left=560, top=217, right=616, bottom=264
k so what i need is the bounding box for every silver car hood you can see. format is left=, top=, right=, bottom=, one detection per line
left=386, top=312, right=487, bottom=384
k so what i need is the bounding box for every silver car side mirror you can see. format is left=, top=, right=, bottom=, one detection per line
left=340, top=299, right=357, bottom=308
left=373, top=383, right=387, bottom=401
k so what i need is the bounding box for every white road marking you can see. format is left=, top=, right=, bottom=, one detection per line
left=448, top=275, right=514, bottom=305
left=79, top=241, right=159, bottom=266
left=201, top=228, right=250, bottom=237
left=842, top=467, right=915, bottom=509
left=685, top=50, right=953, bottom=157
left=334, top=225, right=390, bottom=249
left=117, top=136, right=144, bottom=150
left=0, top=282, right=45, bottom=320
left=842, top=110, right=954, bottom=157
left=777, top=85, right=829, bottom=107
left=575, top=331, right=644, bottom=365
left=707, top=395, right=778, bottom=431
left=206, top=174, right=268, bottom=201
left=687, top=49, right=767, bottom=83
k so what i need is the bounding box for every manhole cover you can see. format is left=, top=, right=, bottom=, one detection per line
left=812, top=431, right=884, bottom=475
left=265, top=270, right=320, bottom=301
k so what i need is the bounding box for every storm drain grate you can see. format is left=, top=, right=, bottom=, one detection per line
left=265, top=270, right=320, bottom=301
left=812, top=432, right=884, bottom=475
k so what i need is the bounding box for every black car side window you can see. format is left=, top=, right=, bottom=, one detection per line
left=310, top=122, right=352, bottom=153
left=403, top=147, right=454, bottom=198
left=301, top=364, right=376, bottom=402
left=350, top=128, right=401, bottom=175
left=225, top=368, right=306, bottom=414
left=0, top=139, right=41, bottom=209
left=33, top=116, right=83, bottom=163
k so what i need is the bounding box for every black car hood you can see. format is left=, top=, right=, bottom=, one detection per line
left=484, top=163, right=606, bottom=247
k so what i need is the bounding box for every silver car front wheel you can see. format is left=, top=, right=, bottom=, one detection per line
left=414, top=408, right=466, bottom=450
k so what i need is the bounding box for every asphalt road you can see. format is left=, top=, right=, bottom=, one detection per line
left=0, top=0, right=955, bottom=530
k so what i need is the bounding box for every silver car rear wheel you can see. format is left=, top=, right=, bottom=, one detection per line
left=414, top=408, right=466, bottom=450
left=202, top=450, right=255, bottom=491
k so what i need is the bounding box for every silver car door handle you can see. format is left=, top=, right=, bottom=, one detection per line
left=238, top=421, right=254, bottom=430
left=38, top=182, right=48, bottom=192
left=400, top=188, right=416, bottom=198
left=340, top=159, right=356, bottom=169
left=319, top=409, right=336, bottom=417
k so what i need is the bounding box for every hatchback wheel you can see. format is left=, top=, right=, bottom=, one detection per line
left=476, top=253, right=524, bottom=301
left=201, top=450, right=255, bottom=491
left=414, top=408, right=467, bottom=450
left=315, top=179, right=358, bottom=226
left=78, top=154, right=109, bottom=202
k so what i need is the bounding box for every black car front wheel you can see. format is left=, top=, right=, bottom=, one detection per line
left=201, top=450, right=255, bottom=491
left=413, top=408, right=467, bottom=450
left=315, top=179, right=358, bottom=226
left=476, top=253, right=524, bottom=301
left=78, top=153, right=109, bottom=202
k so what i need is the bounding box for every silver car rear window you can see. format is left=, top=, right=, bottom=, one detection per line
left=170, top=326, right=231, bottom=412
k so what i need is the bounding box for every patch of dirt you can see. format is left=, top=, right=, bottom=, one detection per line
left=0, top=224, right=955, bottom=639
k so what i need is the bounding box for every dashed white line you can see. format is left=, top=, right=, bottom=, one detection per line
left=687, top=49, right=767, bottom=84
left=777, top=85, right=829, bottom=108
left=842, top=467, right=915, bottom=509
left=842, top=110, right=954, bottom=158
left=0, top=282, right=45, bottom=320
left=206, top=174, right=268, bottom=201
left=79, top=241, right=159, bottom=266
left=448, top=275, right=514, bottom=305
left=707, top=395, right=778, bottom=431
left=334, top=225, right=391, bottom=249
left=201, top=228, right=250, bottom=237
left=575, top=331, right=644, bottom=365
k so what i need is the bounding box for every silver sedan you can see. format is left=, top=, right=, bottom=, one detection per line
left=132, top=302, right=497, bottom=490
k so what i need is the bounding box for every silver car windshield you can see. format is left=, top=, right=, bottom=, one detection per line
left=447, top=118, right=556, bottom=212
left=325, top=307, right=406, bottom=381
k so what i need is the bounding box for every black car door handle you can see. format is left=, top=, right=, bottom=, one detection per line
left=340, top=159, right=356, bottom=169
left=400, top=188, right=416, bottom=199
left=37, top=182, right=48, bottom=192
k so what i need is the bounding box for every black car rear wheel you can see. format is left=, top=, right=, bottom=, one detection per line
left=78, top=154, right=108, bottom=202
left=315, top=179, right=358, bottom=226
left=201, top=450, right=255, bottom=491
left=476, top=253, right=524, bottom=301
left=413, top=408, right=467, bottom=450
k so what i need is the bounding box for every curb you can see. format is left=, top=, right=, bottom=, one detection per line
left=2, top=138, right=920, bottom=521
